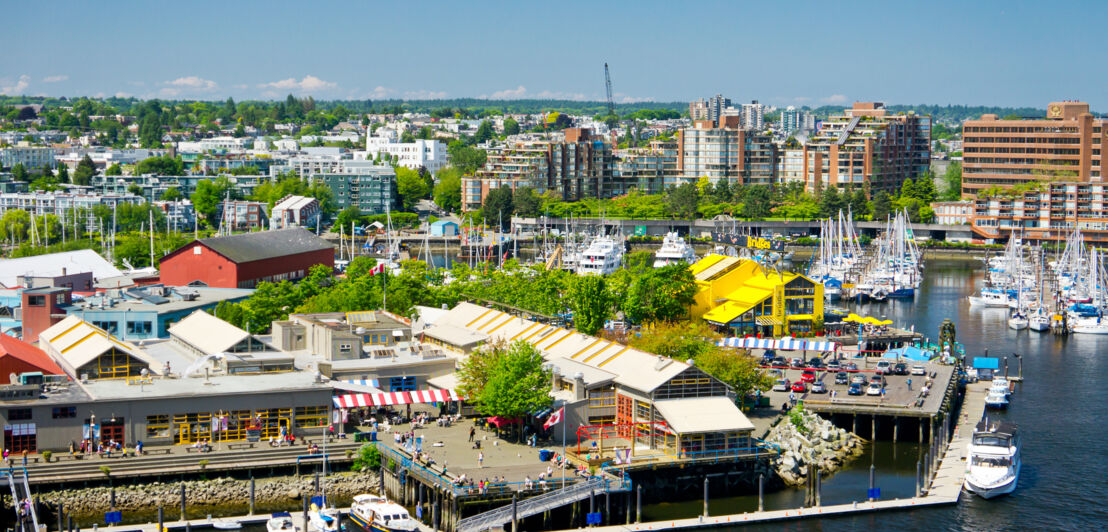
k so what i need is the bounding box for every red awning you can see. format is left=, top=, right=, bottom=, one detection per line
left=332, top=389, right=462, bottom=409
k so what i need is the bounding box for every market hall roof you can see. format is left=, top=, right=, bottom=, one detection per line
left=38, top=316, right=162, bottom=378
left=654, top=396, right=756, bottom=434
left=190, top=228, right=332, bottom=264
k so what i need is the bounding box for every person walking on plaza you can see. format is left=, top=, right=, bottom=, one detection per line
left=478, top=451, right=484, bottom=468
left=469, top=427, right=475, bottom=442
left=907, top=378, right=913, bottom=390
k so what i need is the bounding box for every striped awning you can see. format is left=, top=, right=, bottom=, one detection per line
left=332, top=389, right=462, bottom=409
left=343, top=379, right=380, bottom=388
left=716, top=337, right=840, bottom=352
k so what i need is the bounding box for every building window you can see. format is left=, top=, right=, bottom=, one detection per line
left=294, top=406, right=328, bottom=428
left=8, top=408, right=32, bottom=421
left=52, top=407, right=76, bottom=419
left=389, top=376, right=416, bottom=392
left=146, top=415, right=170, bottom=438
left=126, top=321, right=153, bottom=335
left=27, top=295, right=45, bottom=306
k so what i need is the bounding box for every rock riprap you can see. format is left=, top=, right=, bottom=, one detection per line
left=764, top=406, right=864, bottom=486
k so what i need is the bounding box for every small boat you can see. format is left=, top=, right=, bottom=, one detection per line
left=1007, top=311, right=1028, bottom=330
left=964, top=419, right=1021, bottom=499
left=870, top=286, right=889, bottom=302
left=210, top=518, right=243, bottom=530
left=267, top=512, right=299, bottom=532
left=984, top=389, right=1009, bottom=409
left=989, top=378, right=1011, bottom=396
left=1028, top=309, right=1050, bottom=332
left=308, top=504, right=343, bottom=532
left=349, top=494, right=417, bottom=532
left=968, top=289, right=1009, bottom=308
left=1071, top=316, right=1108, bottom=335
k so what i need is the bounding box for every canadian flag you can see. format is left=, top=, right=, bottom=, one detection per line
left=543, top=407, right=564, bottom=430
left=368, top=263, right=386, bottom=276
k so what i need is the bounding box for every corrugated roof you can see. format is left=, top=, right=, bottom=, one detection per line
left=654, top=397, right=754, bottom=434
left=39, top=316, right=161, bottom=377
left=0, top=249, right=122, bottom=288
left=195, top=228, right=332, bottom=264
left=702, top=301, right=757, bottom=325
left=168, top=311, right=250, bottom=356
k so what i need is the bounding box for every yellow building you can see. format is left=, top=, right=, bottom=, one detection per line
left=689, top=255, right=823, bottom=336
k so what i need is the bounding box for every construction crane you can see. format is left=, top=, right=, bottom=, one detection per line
left=604, top=63, right=615, bottom=117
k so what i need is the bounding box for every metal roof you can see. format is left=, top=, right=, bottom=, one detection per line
left=654, top=397, right=754, bottom=434
left=168, top=310, right=251, bottom=356
left=0, top=249, right=122, bottom=288
left=39, top=316, right=161, bottom=378
left=194, top=228, right=332, bottom=264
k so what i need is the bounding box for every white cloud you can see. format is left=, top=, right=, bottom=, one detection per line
left=115, top=92, right=132, bottom=98
left=369, top=86, right=394, bottom=99
left=259, top=75, right=337, bottom=93
left=533, top=90, right=588, bottom=101
left=232, top=84, right=248, bottom=90
left=402, top=89, right=447, bottom=100
left=481, top=86, right=590, bottom=101
left=42, top=75, right=68, bottom=83
left=614, top=93, right=654, bottom=104
left=165, top=76, right=218, bottom=91
left=821, top=94, right=848, bottom=104
left=1, top=75, right=31, bottom=95
left=489, top=85, right=528, bottom=99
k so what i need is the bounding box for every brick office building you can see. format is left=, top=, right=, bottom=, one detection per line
left=159, top=228, right=334, bottom=288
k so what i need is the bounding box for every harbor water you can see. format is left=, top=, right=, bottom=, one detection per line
left=644, top=259, right=1108, bottom=530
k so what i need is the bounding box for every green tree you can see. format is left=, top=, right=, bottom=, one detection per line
left=899, top=178, right=917, bottom=201
left=694, top=348, right=774, bottom=403
left=569, top=275, right=611, bottom=335
left=664, top=183, right=699, bottom=220
left=352, top=444, right=381, bottom=471
left=483, top=187, right=514, bottom=230
left=400, top=131, right=415, bottom=143
left=512, top=186, right=541, bottom=217
left=336, top=205, right=362, bottom=229
left=474, top=120, right=494, bottom=143
left=11, top=163, right=27, bottom=181
left=628, top=321, right=718, bottom=361
left=742, top=186, right=772, bottom=219
left=139, top=114, right=162, bottom=148
left=191, top=176, right=238, bottom=227
left=849, top=189, right=869, bottom=219
left=396, top=167, right=430, bottom=210
left=476, top=341, right=552, bottom=436
left=161, top=186, right=182, bottom=202
left=872, top=191, right=893, bottom=221
left=433, top=167, right=462, bottom=213
left=447, top=141, right=487, bottom=173
left=127, top=184, right=143, bottom=196
left=620, top=265, right=697, bottom=324
left=942, top=162, right=962, bottom=201
left=73, top=155, right=96, bottom=186
left=135, top=156, right=183, bottom=176
left=56, top=164, right=69, bottom=184
left=503, top=117, right=520, bottom=136
left=914, top=172, right=936, bottom=203
left=819, top=186, right=844, bottom=218
left=105, top=163, right=123, bottom=176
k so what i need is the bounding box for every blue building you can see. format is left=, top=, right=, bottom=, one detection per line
left=61, top=285, right=253, bottom=341
left=429, top=220, right=459, bottom=237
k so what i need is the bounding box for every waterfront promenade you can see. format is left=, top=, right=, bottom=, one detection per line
left=554, top=380, right=989, bottom=531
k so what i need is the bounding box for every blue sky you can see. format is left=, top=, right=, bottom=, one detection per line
left=2, top=0, right=1107, bottom=109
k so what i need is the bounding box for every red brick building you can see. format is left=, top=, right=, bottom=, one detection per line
left=159, top=228, right=335, bottom=289
left=20, top=286, right=72, bottom=344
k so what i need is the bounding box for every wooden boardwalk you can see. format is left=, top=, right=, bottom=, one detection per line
left=554, top=380, right=991, bottom=531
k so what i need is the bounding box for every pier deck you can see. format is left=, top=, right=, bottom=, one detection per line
left=557, top=379, right=992, bottom=531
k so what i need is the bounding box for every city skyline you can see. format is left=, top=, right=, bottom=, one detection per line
left=3, top=1, right=1108, bottom=109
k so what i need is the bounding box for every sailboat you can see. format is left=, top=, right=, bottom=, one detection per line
left=1008, top=275, right=1028, bottom=330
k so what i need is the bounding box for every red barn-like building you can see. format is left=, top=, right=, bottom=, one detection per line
left=160, top=228, right=334, bottom=289
left=0, top=334, right=64, bottom=379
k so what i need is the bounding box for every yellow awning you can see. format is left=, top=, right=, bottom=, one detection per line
left=703, top=301, right=757, bottom=325
left=722, top=286, right=773, bottom=306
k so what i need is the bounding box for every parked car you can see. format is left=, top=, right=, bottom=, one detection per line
left=790, top=357, right=805, bottom=368
left=772, top=379, right=791, bottom=392
left=866, top=382, right=883, bottom=396
left=842, top=362, right=858, bottom=371
left=801, top=370, right=817, bottom=383
left=870, top=374, right=886, bottom=386
left=825, top=361, right=841, bottom=371
left=791, top=381, right=807, bottom=393
left=773, top=356, right=789, bottom=367
left=848, top=383, right=864, bottom=396
left=807, top=357, right=824, bottom=368
left=810, top=381, right=827, bottom=393
left=835, top=372, right=850, bottom=385
left=851, top=374, right=868, bottom=385
left=875, top=360, right=892, bottom=374
left=761, top=352, right=776, bottom=365
left=893, top=363, right=908, bottom=375
left=910, top=365, right=926, bottom=376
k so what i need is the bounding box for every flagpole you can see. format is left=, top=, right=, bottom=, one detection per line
left=561, top=402, right=566, bottom=488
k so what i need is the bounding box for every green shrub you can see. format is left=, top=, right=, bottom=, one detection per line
left=352, top=444, right=381, bottom=471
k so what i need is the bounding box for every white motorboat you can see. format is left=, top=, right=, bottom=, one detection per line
left=964, top=419, right=1021, bottom=499
left=652, top=231, right=697, bottom=268
left=210, top=518, right=243, bottom=530
left=308, top=504, right=342, bottom=532
left=1071, top=316, right=1108, bottom=334
left=989, top=378, right=1011, bottom=396
left=1007, top=311, right=1028, bottom=330
left=267, top=512, right=299, bottom=532
left=1028, top=308, right=1051, bottom=332
left=984, top=389, right=1010, bottom=409
left=349, top=494, right=417, bottom=532
left=576, top=235, right=624, bottom=275
left=968, top=290, right=1009, bottom=308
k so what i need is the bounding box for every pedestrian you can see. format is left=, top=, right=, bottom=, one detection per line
left=907, top=378, right=913, bottom=390
left=478, top=451, right=484, bottom=468
left=469, top=426, right=475, bottom=442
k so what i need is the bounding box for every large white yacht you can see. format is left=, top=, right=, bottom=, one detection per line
left=964, top=419, right=1021, bottom=499
left=349, top=494, right=417, bottom=532
left=576, top=236, right=624, bottom=275
left=653, top=232, right=697, bottom=268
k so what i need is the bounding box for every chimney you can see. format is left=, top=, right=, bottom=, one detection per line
left=574, top=371, right=586, bottom=401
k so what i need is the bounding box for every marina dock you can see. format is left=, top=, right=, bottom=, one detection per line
left=551, top=380, right=992, bottom=531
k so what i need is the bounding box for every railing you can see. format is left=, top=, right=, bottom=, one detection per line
left=456, top=476, right=608, bottom=532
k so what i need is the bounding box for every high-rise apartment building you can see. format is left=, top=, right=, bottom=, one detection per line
left=779, top=106, right=816, bottom=135
left=801, top=102, right=930, bottom=194
left=614, top=140, right=679, bottom=195
left=689, top=94, right=732, bottom=125
left=676, top=116, right=777, bottom=186
left=961, top=101, right=1106, bottom=197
